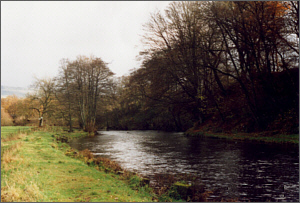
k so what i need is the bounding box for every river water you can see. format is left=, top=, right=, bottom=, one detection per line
left=68, top=130, right=299, bottom=202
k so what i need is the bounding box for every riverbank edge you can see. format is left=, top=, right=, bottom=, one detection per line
left=184, top=129, right=299, bottom=144
left=46, top=127, right=196, bottom=202
left=55, top=128, right=214, bottom=202
left=1, top=127, right=166, bottom=202
left=52, top=130, right=161, bottom=201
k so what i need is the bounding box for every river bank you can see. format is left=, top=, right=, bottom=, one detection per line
left=184, top=129, right=299, bottom=144
left=1, top=126, right=159, bottom=202
left=1, top=126, right=213, bottom=202
left=68, top=130, right=299, bottom=202
left=2, top=126, right=298, bottom=202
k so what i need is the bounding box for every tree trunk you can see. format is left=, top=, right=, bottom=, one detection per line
left=39, top=117, right=43, bottom=127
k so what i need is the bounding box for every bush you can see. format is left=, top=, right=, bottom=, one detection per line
left=1, top=108, right=13, bottom=126
left=14, top=116, right=27, bottom=126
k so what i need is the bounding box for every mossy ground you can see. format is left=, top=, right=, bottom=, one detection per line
left=1, top=126, right=157, bottom=202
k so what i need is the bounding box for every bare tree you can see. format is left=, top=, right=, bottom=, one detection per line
left=55, top=55, right=114, bottom=133
left=29, top=77, right=56, bottom=127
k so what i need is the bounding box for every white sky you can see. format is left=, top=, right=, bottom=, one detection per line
left=1, top=1, right=171, bottom=88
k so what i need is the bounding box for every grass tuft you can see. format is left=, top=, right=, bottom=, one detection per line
left=1, top=181, right=43, bottom=202
left=2, top=142, right=23, bottom=165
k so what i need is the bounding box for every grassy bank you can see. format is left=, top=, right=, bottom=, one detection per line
left=1, top=126, right=162, bottom=202
left=1, top=126, right=33, bottom=140
left=185, top=130, right=299, bottom=144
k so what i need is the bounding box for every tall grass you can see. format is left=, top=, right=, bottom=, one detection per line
left=1, top=142, right=23, bottom=165
left=1, top=126, right=30, bottom=166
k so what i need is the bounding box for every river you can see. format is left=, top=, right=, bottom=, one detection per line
left=68, top=130, right=299, bottom=202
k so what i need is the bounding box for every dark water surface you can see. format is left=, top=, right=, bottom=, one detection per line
left=69, top=130, right=299, bottom=202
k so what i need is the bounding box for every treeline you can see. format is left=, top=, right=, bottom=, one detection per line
left=2, top=1, right=298, bottom=134
left=106, top=1, right=299, bottom=133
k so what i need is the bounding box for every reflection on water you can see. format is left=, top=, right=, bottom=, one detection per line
left=69, top=130, right=299, bottom=202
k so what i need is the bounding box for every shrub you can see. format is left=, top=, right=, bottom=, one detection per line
left=94, top=156, right=123, bottom=172
left=1, top=108, right=13, bottom=126
left=79, top=149, right=94, bottom=159
left=14, top=116, right=27, bottom=126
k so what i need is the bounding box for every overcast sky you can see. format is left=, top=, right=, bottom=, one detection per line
left=1, top=1, right=171, bottom=88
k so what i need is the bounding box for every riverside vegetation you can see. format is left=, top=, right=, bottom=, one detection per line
left=184, top=129, right=299, bottom=144
left=1, top=126, right=213, bottom=202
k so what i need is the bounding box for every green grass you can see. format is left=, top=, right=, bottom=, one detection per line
left=52, top=129, right=89, bottom=141
left=186, top=130, right=299, bottom=144
left=1, top=126, right=33, bottom=139
left=1, top=126, right=157, bottom=202
left=1, top=126, right=34, bottom=160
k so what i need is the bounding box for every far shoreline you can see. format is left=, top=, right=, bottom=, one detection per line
left=184, top=130, right=299, bottom=144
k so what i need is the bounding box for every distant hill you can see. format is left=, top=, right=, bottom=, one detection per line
left=1, top=86, right=34, bottom=98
